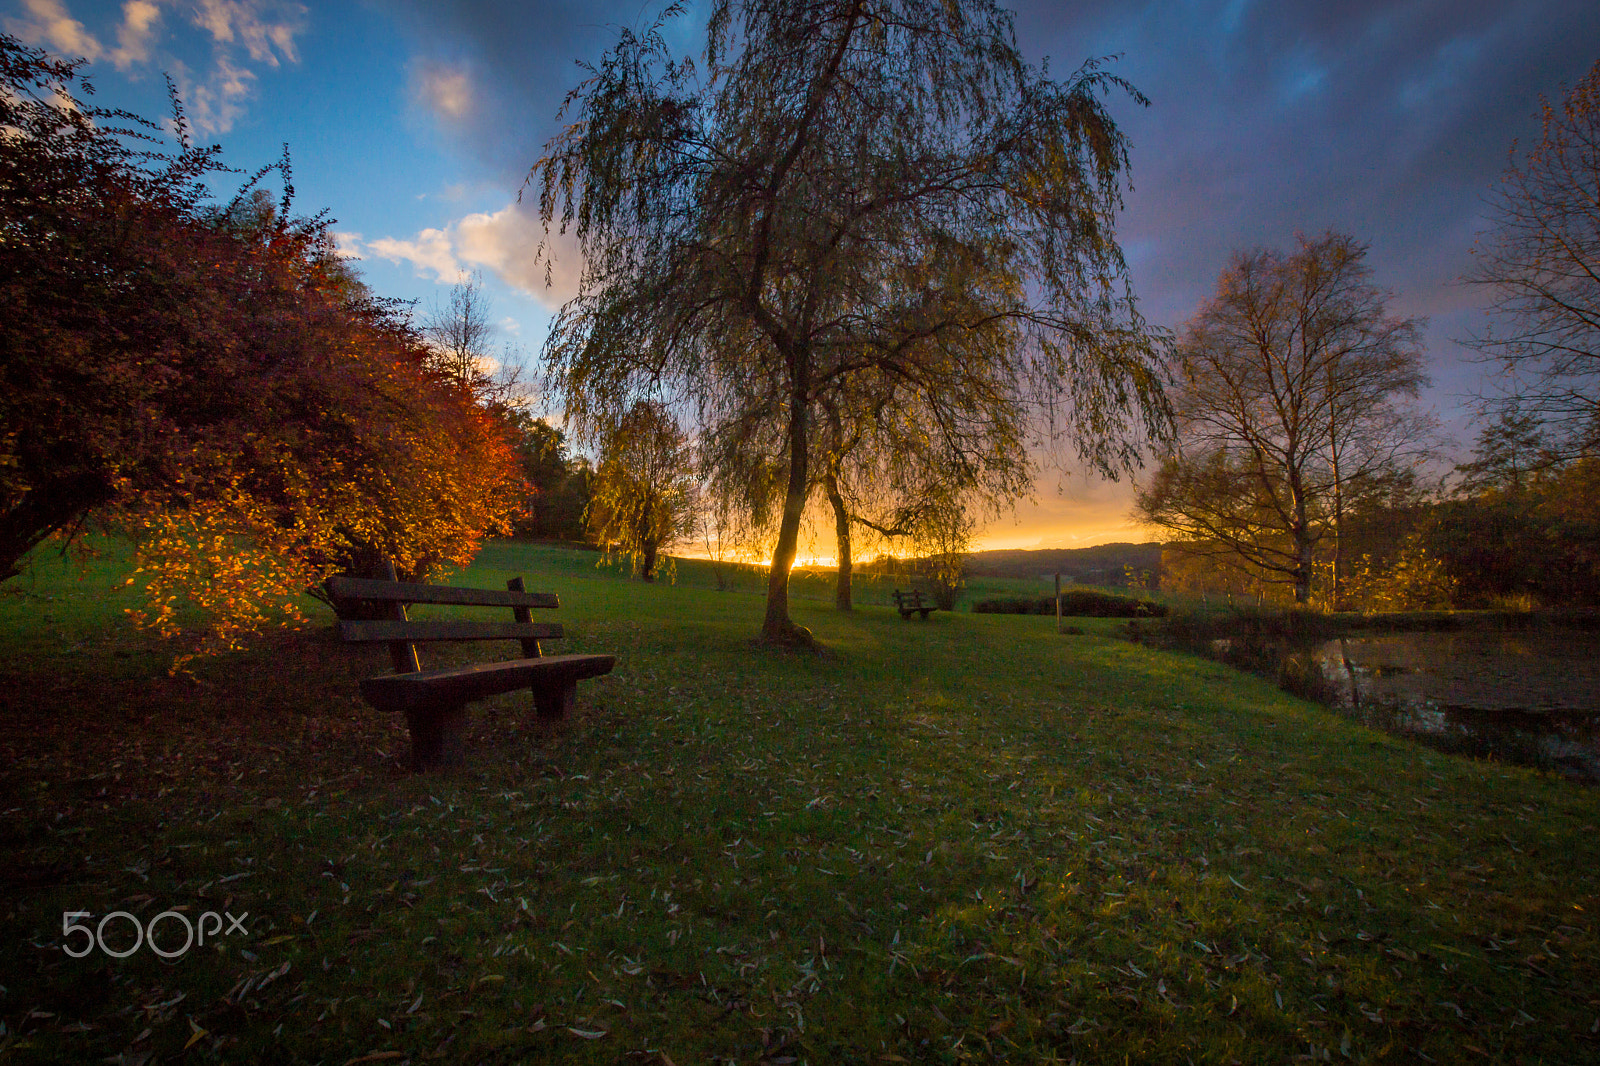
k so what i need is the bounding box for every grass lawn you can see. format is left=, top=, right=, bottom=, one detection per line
left=2, top=539, right=1598, bottom=1063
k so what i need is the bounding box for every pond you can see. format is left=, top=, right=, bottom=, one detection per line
left=1314, top=630, right=1600, bottom=782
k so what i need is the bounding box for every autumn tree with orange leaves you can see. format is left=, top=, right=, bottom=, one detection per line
left=1, top=34, right=522, bottom=665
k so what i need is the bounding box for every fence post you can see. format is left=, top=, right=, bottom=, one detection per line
left=1056, top=572, right=1062, bottom=634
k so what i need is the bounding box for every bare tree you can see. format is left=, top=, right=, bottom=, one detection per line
left=1136, top=233, right=1431, bottom=605
left=421, top=271, right=527, bottom=412
left=531, top=0, right=1168, bottom=647
left=1469, top=59, right=1600, bottom=460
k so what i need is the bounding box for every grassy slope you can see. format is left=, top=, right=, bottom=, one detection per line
left=1, top=540, right=1597, bottom=1064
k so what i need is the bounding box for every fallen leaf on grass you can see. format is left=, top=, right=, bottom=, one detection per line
left=343, top=1053, right=403, bottom=1065
left=568, top=1027, right=608, bottom=1039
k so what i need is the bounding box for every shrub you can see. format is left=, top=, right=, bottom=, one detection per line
left=972, top=590, right=1168, bottom=617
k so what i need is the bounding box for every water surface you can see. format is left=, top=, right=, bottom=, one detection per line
left=1316, top=631, right=1600, bottom=782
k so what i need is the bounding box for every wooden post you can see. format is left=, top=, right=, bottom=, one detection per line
left=1055, top=572, right=1062, bottom=634
left=383, top=558, right=420, bottom=674
left=507, top=576, right=542, bottom=658
left=533, top=681, right=577, bottom=722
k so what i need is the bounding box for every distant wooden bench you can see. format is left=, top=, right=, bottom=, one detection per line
left=328, top=568, right=616, bottom=770
left=891, top=589, right=936, bottom=620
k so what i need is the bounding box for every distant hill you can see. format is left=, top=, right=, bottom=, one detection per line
left=964, top=542, right=1162, bottom=586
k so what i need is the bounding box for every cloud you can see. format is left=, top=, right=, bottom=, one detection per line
left=380, top=1, right=666, bottom=182
left=5, top=0, right=103, bottom=60
left=5, top=0, right=306, bottom=136
left=377, top=0, right=1595, bottom=327
left=178, top=1, right=304, bottom=134
left=456, top=203, right=583, bottom=307
left=361, top=227, right=468, bottom=284
left=1001, top=0, right=1600, bottom=454
left=414, top=61, right=474, bottom=120
left=182, top=53, right=257, bottom=135
left=189, top=0, right=302, bottom=66
left=329, top=231, right=365, bottom=259
left=109, top=0, right=163, bottom=69
left=350, top=201, right=584, bottom=308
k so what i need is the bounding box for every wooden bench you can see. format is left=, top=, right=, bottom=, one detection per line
left=891, top=589, right=936, bottom=620
left=328, top=568, right=616, bottom=770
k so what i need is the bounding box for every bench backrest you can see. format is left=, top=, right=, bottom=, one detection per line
left=892, top=589, right=926, bottom=606
left=327, top=571, right=562, bottom=674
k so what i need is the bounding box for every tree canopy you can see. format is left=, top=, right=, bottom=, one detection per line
left=531, top=0, right=1168, bottom=645
left=1137, top=233, right=1431, bottom=605
left=506, top=413, right=593, bottom=541
left=586, top=400, right=696, bottom=581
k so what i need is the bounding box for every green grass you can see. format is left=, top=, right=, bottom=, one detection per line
left=3, top=539, right=1599, bottom=1063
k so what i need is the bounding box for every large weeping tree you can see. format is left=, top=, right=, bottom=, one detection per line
left=532, top=0, right=1168, bottom=645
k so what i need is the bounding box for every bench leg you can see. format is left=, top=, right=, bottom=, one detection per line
left=404, top=703, right=468, bottom=771
left=531, top=680, right=577, bottom=723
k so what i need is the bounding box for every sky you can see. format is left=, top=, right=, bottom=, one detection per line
left=7, top=0, right=1599, bottom=553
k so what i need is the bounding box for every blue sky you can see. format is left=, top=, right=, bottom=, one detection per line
left=7, top=0, right=1598, bottom=551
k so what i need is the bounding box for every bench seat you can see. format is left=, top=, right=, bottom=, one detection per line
left=360, top=653, right=617, bottom=714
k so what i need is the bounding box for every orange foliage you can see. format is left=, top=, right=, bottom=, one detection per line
left=110, top=262, right=525, bottom=669
left=2, top=35, right=523, bottom=668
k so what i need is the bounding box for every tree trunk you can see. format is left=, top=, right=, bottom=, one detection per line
left=1292, top=480, right=1313, bottom=605
left=1329, top=441, right=1345, bottom=610
left=825, top=470, right=852, bottom=610
left=762, top=380, right=814, bottom=646
left=1294, top=533, right=1313, bottom=605
left=641, top=542, right=658, bottom=582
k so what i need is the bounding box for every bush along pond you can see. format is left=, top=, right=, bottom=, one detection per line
left=1131, top=608, right=1600, bottom=783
